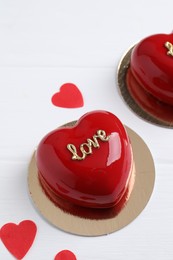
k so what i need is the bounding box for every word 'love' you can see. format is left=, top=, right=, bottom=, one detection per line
left=67, top=130, right=110, bottom=160
left=165, top=41, right=173, bottom=56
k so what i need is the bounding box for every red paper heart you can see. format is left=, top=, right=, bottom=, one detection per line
left=54, top=250, right=77, bottom=260
left=36, top=110, right=132, bottom=209
left=51, top=83, right=84, bottom=108
left=0, top=220, right=37, bottom=259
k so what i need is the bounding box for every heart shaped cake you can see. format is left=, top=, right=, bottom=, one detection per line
left=129, top=33, right=173, bottom=105
left=36, top=111, right=133, bottom=209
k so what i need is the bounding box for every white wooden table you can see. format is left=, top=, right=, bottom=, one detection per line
left=0, top=1, right=173, bottom=259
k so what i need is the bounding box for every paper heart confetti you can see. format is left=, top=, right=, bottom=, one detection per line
left=0, top=220, right=37, bottom=259
left=51, top=83, right=84, bottom=108
left=54, top=250, right=77, bottom=260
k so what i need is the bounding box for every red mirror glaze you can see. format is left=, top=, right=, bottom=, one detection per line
left=130, top=33, right=173, bottom=105
left=36, top=111, right=132, bottom=209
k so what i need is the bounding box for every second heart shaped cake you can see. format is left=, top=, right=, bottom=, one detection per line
left=36, top=111, right=133, bottom=209
left=130, top=33, right=173, bottom=105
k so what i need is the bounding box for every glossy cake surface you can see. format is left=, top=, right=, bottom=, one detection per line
left=130, top=33, right=173, bottom=105
left=36, top=111, right=133, bottom=209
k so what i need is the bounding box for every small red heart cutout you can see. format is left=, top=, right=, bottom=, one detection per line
left=54, top=250, right=77, bottom=260
left=0, top=220, right=37, bottom=259
left=51, top=83, right=84, bottom=108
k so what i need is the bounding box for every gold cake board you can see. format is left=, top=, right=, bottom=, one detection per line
left=28, top=126, right=155, bottom=236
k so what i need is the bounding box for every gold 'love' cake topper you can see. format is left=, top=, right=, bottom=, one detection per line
left=67, top=130, right=110, bottom=161
left=165, top=41, right=173, bottom=56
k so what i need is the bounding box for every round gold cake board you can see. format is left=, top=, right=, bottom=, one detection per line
left=117, top=46, right=173, bottom=128
left=28, top=126, right=155, bottom=236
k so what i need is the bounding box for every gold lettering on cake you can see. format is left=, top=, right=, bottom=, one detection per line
left=67, top=130, right=110, bottom=160
left=165, top=41, right=173, bottom=56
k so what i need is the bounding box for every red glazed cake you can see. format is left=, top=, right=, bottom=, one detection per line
left=36, top=110, right=133, bottom=216
left=129, top=33, right=173, bottom=105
